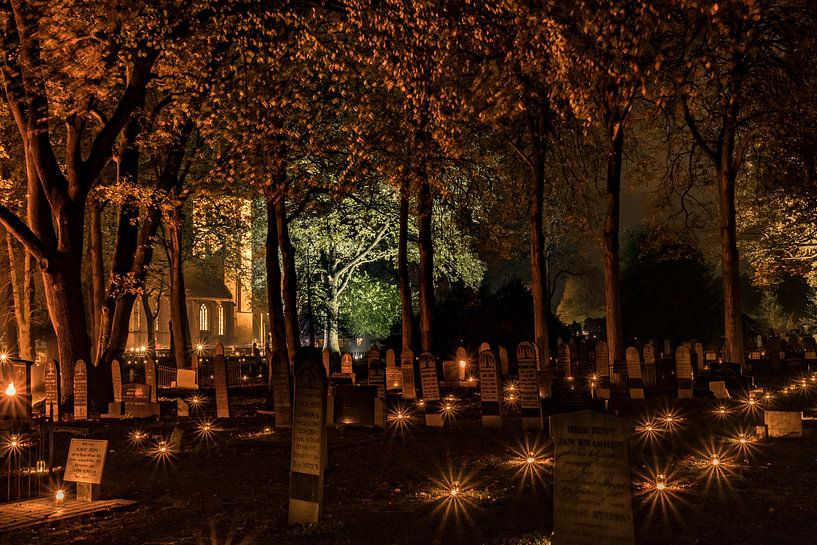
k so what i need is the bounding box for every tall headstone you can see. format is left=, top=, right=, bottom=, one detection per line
left=642, top=343, right=656, bottom=388
left=478, top=342, right=490, bottom=353
left=111, top=359, right=122, bottom=403
left=517, top=342, right=541, bottom=430
left=594, top=340, right=610, bottom=399
left=73, top=360, right=88, bottom=420
left=366, top=346, right=381, bottom=378
left=213, top=343, right=231, bottom=418
left=694, top=342, right=705, bottom=371
left=675, top=346, right=693, bottom=399
left=385, top=349, right=396, bottom=368
left=478, top=349, right=502, bottom=428
left=145, top=356, right=158, bottom=403
left=400, top=350, right=416, bottom=399
left=288, top=348, right=328, bottom=526
left=419, top=352, right=442, bottom=427
left=385, top=349, right=401, bottom=390
left=272, top=350, right=293, bottom=428
left=44, top=359, right=60, bottom=421
left=341, top=353, right=353, bottom=375
left=321, top=348, right=331, bottom=377
left=625, top=347, right=644, bottom=400
left=558, top=343, right=571, bottom=377
left=498, top=346, right=509, bottom=377
left=551, top=411, right=635, bottom=545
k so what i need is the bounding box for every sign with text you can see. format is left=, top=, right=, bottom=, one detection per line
left=64, top=439, right=108, bottom=484
left=551, top=411, right=635, bottom=545
left=479, top=349, right=501, bottom=428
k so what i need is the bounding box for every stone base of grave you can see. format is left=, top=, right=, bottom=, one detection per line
left=102, top=401, right=160, bottom=419
left=425, top=412, right=444, bottom=427
left=76, top=482, right=101, bottom=501
left=481, top=415, right=502, bottom=428
left=764, top=410, right=803, bottom=438
left=288, top=498, right=320, bottom=526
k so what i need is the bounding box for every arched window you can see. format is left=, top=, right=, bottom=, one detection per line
left=217, top=304, right=225, bottom=336
left=199, top=304, right=209, bottom=332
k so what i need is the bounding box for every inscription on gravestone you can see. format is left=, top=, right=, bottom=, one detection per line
left=74, top=360, right=88, bottom=420
left=551, top=410, right=635, bottom=545
left=625, top=347, right=644, bottom=400
left=675, top=346, right=693, bottom=399
left=419, top=352, right=442, bottom=427
left=479, top=349, right=501, bottom=428
left=111, top=359, right=122, bottom=403
left=341, top=353, right=353, bottom=375
left=517, top=342, right=541, bottom=430
left=213, top=343, right=231, bottom=418
left=400, top=350, right=416, bottom=399
left=289, top=349, right=328, bottom=526
left=272, top=350, right=292, bottom=428
left=44, top=360, right=60, bottom=421
left=64, top=438, right=108, bottom=485
left=695, top=343, right=705, bottom=371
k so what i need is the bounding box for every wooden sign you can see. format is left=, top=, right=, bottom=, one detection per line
left=73, top=360, right=88, bottom=420
left=213, top=343, right=231, bottom=418
left=558, top=343, right=571, bottom=377
left=321, top=348, right=330, bottom=377
left=111, top=359, right=122, bottom=403
left=272, top=350, right=292, bottom=428
left=625, top=347, right=644, bottom=400
left=419, top=352, right=442, bottom=427
left=64, top=439, right=108, bottom=484
left=289, top=349, right=328, bottom=526
left=517, top=342, right=541, bottom=430
left=551, top=411, right=635, bottom=545
left=478, top=349, right=501, bottom=428
left=675, top=346, right=693, bottom=399
left=400, top=350, right=416, bottom=399
left=44, top=359, right=60, bottom=421
left=341, top=353, right=353, bottom=375
left=145, top=356, right=158, bottom=403
left=498, top=346, right=509, bottom=377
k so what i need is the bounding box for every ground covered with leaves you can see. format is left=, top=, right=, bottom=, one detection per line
left=4, top=389, right=817, bottom=545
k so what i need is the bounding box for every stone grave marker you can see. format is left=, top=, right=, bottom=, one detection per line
left=764, top=411, right=803, bottom=438
left=177, top=398, right=189, bottom=417
left=550, top=410, right=635, bottom=545
left=213, top=343, right=231, bottom=418
left=478, top=349, right=501, bottom=428
left=756, top=334, right=763, bottom=349
left=44, top=359, right=60, bottom=421
left=145, top=356, right=158, bottom=403
left=74, top=359, right=88, bottom=420
left=177, top=369, right=197, bottom=389
left=478, top=342, right=490, bottom=353
left=709, top=380, right=729, bottom=399
left=675, top=346, right=693, bottom=399
left=112, top=359, right=122, bottom=402
left=64, top=438, right=108, bottom=501
left=288, top=349, right=328, bottom=526
left=625, top=347, right=644, bottom=400
left=694, top=342, right=705, bottom=371
left=400, top=350, right=416, bottom=399
left=442, top=360, right=460, bottom=383
left=366, top=346, right=381, bottom=379
left=498, top=346, right=509, bottom=377
left=558, top=342, right=571, bottom=377
left=419, top=352, right=443, bottom=427
left=368, top=359, right=386, bottom=399
left=385, top=349, right=401, bottom=390
left=121, top=383, right=160, bottom=417
left=333, top=385, right=380, bottom=427
left=341, top=353, right=354, bottom=375
left=272, top=350, right=293, bottom=428
left=517, top=342, right=542, bottom=430
left=322, top=348, right=331, bottom=377
left=643, top=343, right=656, bottom=388
left=595, top=340, right=611, bottom=399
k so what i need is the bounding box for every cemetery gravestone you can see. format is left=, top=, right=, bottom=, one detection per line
left=625, top=347, right=644, bottom=400
left=385, top=349, right=401, bottom=390
left=558, top=343, right=571, bottom=377
left=550, top=410, right=635, bottom=545
left=695, top=342, right=705, bottom=371
left=289, top=349, right=328, bottom=526
left=517, top=342, right=542, bottom=430
left=121, top=383, right=160, bottom=417
left=595, top=340, right=611, bottom=400
left=419, top=352, right=443, bottom=427
left=366, top=346, right=381, bottom=380
left=498, top=346, right=509, bottom=377
left=177, top=398, right=189, bottom=417
left=44, top=359, right=60, bottom=421
left=478, top=349, right=502, bottom=428
left=213, top=343, right=231, bottom=418
left=272, top=350, right=293, bottom=428
left=176, top=369, right=197, bottom=389
left=642, top=343, right=656, bottom=388
left=675, top=346, right=694, bottom=399
left=478, top=342, right=490, bottom=353
left=400, top=350, right=416, bottom=399
left=443, top=360, right=461, bottom=383
left=333, top=385, right=378, bottom=427
left=145, top=356, right=158, bottom=403
left=73, top=359, right=88, bottom=420
left=764, top=411, right=803, bottom=438
left=341, top=353, right=354, bottom=375
left=64, top=438, right=108, bottom=501
left=112, top=359, right=122, bottom=402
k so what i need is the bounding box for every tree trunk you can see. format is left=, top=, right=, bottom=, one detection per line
left=603, top=119, right=625, bottom=370
left=398, top=178, right=413, bottom=353
left=88, top=194, right=105, bottom=357
left=141, top=293, right=157, bottom=354
left=166, top=209, right=191, bottom=368
left=416, top=165, right=434, bottom=353
left=275, top=196, right=300, bottom=358
left=1, top=235, right=19, bottom=356
left=265, top=193, right=287, bottom=355
left=324, top=278, right=341, bottom=354
left=6, top=234, right=34, bottom=360
left=530, top=137, right=550, bottom=369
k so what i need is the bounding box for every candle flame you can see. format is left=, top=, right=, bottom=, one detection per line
left=4, top=382, right=15, bottom=396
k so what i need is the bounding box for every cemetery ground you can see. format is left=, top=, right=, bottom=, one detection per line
left=4, top=388, right=817, bottom=545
